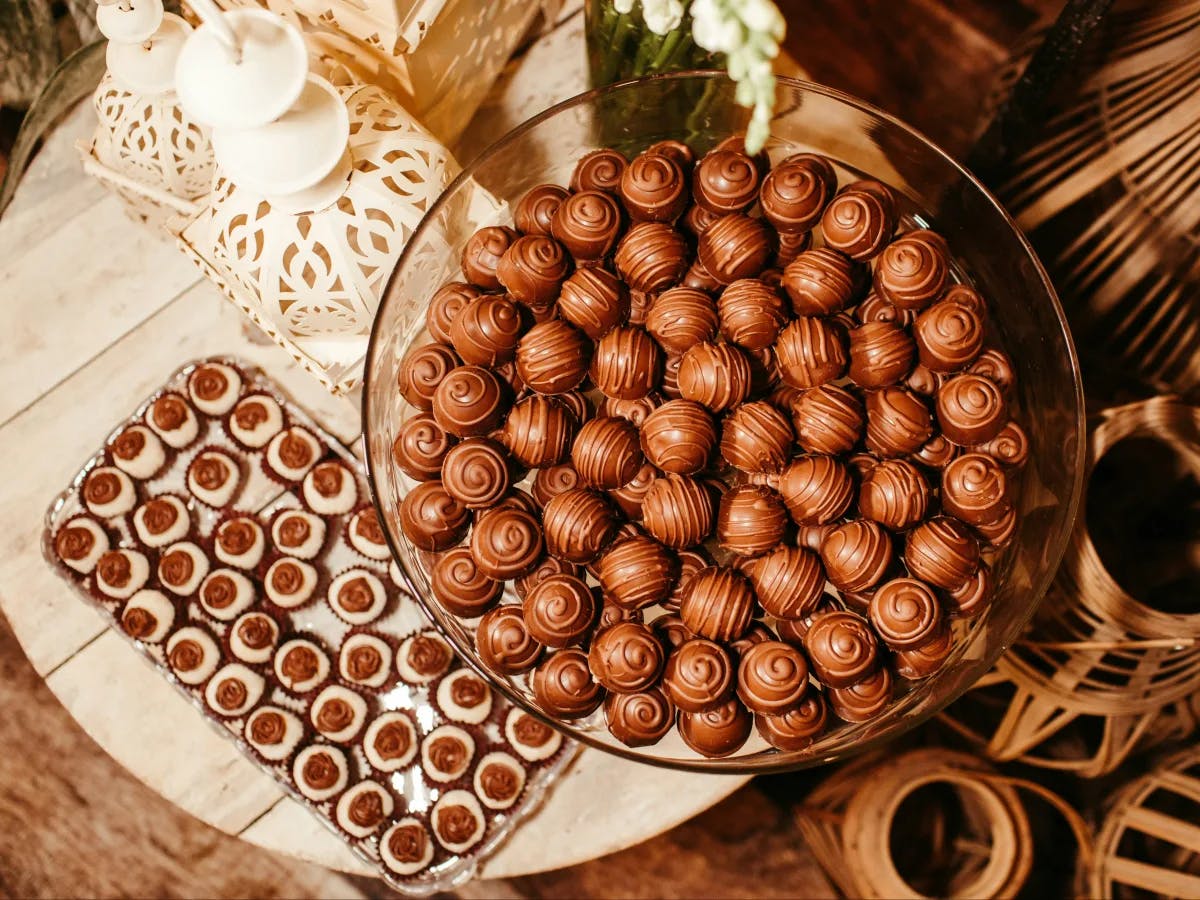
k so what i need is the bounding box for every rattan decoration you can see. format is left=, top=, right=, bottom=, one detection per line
left=942, top=396, right=1200, bottom=776
left=177, top=81, right=459, bottom=395
left=1089, top=745, right=1200, bottom=897
left=796, top=747, right=1091, bottom=899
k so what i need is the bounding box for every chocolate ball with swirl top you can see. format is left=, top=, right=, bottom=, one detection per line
left=679, top=566, right=755, bottom=642
left=760, top=154, right=836, bottom=233
left=432, top=365, right=507, bottom=438
left=912, top=433, right=959, bottom=469
left=948, top=563, right=992, bottom=617
left=679, top=698, right=752, bottom=758
left=828, top=667, right=893, bottom=722
left=609, top=460, right=659, bottom=519
left=717, top=485, right=788, bottom=557
left=905, top=516, right=980, bottom=591
left=426, top=282, right=480, bottom=344
left=942, top=282, right=988, bottom=316
left=644, top=287, right=719, bottom=355
left=973, top=420, right=1028, bottom=469
left=542, top=488, right=618, bottom=564
left=697, top=214, right=773, bottom=285
left=461, top=225, right=517, bottom=290
left=515, top=555, right=583, bottom=599
left=720, top=401, right=793, bottom=475
left=968, top=348, right=1016, bottom=395
left=642, top=475, right=714, bottom=549
left=936, top=374, right=1007, bottom=445
left=614, top=222, right=690, bottom=293
left=571, top=148, right=627, bottom=194
left=552, top=190, right=623, bottom=261
left=914, top=299, right=984, bottom=373
left=602, top=393, right=661, bottom=429
left=874, top=233, right=949, bottom=310
left=774, top=317, right=848, bottom=390
left=663, top=547, right=714, bottom=612
left=496, top=235, right=571, bottom=306
left=398, top=342, right=459, bottom=411
left=790, top=384, right=863, bottom=456
left=620, top=151, right=688, bottom=222
left=588, top=621, right=665, bottom=693
left=820, top=180, right=896, bottom=261
left=802, top=610, right=880, bottom=688
left=558, top=267, right=629, bottom=339
left=431, top=546, right=501, bottom=618
left=502, top=394, right=576, bottom=468
left=469, top=507, right=543, bottom=580
left=774, top=230, right=813, bottom=268
left=570, top=416, right=644, bottom=490
left=604, top=686, right=674, bottom=747
left=782, top=248, right=862, bottom=317
left=440, top=437, right=511, bottom=510
left=646, top=138, right=694, bottom=169
left=532, top=648, right=604, bottom=718
left=693, top=149, right=760, bottom=214
left=662, top=638, right=734, bottom=713
left=677, top=342, right=752, bottom=414
left=865, top=386, right=933, bottom=457
left=904, top=364, right=945, bottom=398
left=530, top=463, right=581, bottom=507
left=856, top=290, right=917, bottom=329
left=819, top=519, right=893, bottom=593
left=755, top=693, right=828, bottom=750
left=522, top=573, right=596, bottom=647
left=976, top=498, right=1015, bottom=547
left=683, top=202, right=721, bottom=236
left=737, top=641, right=809, bottom=715
left=747, top=545, right=825, bottom=620
left=941, top=452, right=1011, bottom=526
left=598, top=535, right=679, bottom=610
left=515, top=183, right=569, bottom=236
left=868, top=577, right=943, bottom=650
left=778, top=455, right=854, bottom=526
left=589, top=325, right=662, bottom=401
left=894, top=625, right=953, bottom=679
left=392, top=412, right=456, bottom=481
left=717, top=278, right=790, bottom=350
left=399, top=480, right=470, bottom=551
left=859, top=458, right=930, bottom=531
left=514, top=319, right=591, bottom=396
left=848, top=321, right=916, bottom=388
left=477, top=604, right=543, bottom=675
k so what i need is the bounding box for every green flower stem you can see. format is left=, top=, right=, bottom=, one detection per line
left=648, top=27, right=684, bottom=72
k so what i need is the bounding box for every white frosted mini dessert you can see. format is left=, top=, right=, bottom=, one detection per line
left=132, top=496, right=190, bottom=548
left=83, top=466, right=136, bottom=518
left=264, top=557, right=318, bottom=609
left=186, top=450, right=241, bottom=508
left=436, top=668, right=493, bottom=725
left=293, top=745, right=348, bottom=802
left=187, top=363, right=243, bottom=416
left=54, top=517, right=109, bottom=574
left=228, top=394, right=284, bottom=449
left=473, top=751, right=526, bottom=811
left=270, top=510, right=326, bottom=560
left=109, top=425, right=166, bottom=480
left=118, top=588, right=175, bottom=643
left=362, top=712, right=417, bottom=772
left=146, top=393, right=199, bottom=449
left=198, top=568, right=256, bottom=620
left=244, top=705, right=303, bottom=762
left=204, top=663, right=265, bottom=717
left=94, top=548, right=150, bottom=600
left=309, top=684, right=369, bottom=743
left=420, top=725, right=475, bottom=783
left=338, top=633, right=393, bottom=689
left=273, top=638, right=330, bottom=693
left=431, top=790, right=486, bottom=853
left=265, top=426, right=322, bottom=481
left=157, top=541, right=209, bottom=596
left=380, top=818, right=435, bottom=876
left=334, top=780, right=394, bottom=838
left=302, top=461, right=358, bottom=515
left=228, top=612, right=279, bottom=664
left=327, top=570, right=387, bottom=625
left=166, top=626, right=220, bottom=685
left=213, top=517, right=265, bottom=569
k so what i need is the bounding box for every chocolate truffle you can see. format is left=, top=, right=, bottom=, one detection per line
left=941, top=452, right=1010, bottom=526
left=829, top=668, right=893, bottom=722
left=679, top=566, right=755, bottom=642
left=915, top=300, right=986, bottom=380
left=532, top=647, right=604, bottom=717
left=628, top=288, right=654, bottom=326
left=558, top=267, right=629, bottom=339
left=697, top=214, right=772, bottom=284
left=449, top=294, right=523, bottom=367
left=499, top=398, right=572, bottom=470
left=759, top=153, right=835, bottom=232
left=396, top=631, right=453, bottom=684
left=271, top=509, right=326, bottom=560
left=293, top=745, right=348, bottom=802
left=693, top=149, right=759, bottom=213
left=515, top=556, right=582, bottom=599
left=821, top=180, right=896, bottom=261
left=229, top=611, right=278, bottom=664
left=228, top=394, right=284, bottom=449
left=782, top=248, right=861, bottom=317
left=803, top=610, right=880, bottom=688
left=515, top=183, right=569, bottom=235
left=432, top=790, right=487, bottom=855
left=948, top=563, right=992, bottom=617
left=542, top=488, right=617, bottom=563
left=717, top=278, right=789, bottom=350
left=338, top=633, right=393, bottom=689
left=717, top=484, right=788, bottom=557
left=604, top=686, right=674, bottom=747
left=157, top=541, right=208, bottom=596
left=530, top=463, right=581, bottom=508
left=755, top=693, right=828, bottom=750
left=571, top=416, right=644, bottom=489
left=684, top=201, right=722, bottom=235
left=865, top=386, right=933, bottom=457
left=327, top=569, right=387, bottom=625
left=737, top=641, right=809, bottom=714
left=477, top=604, right=543, bottom=674
left=848, top=321, right=916, bottom=388
left=614, top=222, right=689, bottom=292
left=936, top=374, right=1007, bottom=445
left=426, top=281, right=481, bottom=344
left=894, top=625, right=953, bottom=679
left=398, top=342, right=459, bottom=411
left=645, top=286, right=719, bottom=355
left=912, top=433, right=960, bottom=469
left=588, top=621, right=665, bottom=692
left=398, top=480, right=470, bottom=551
left=204, top=662, right=265, bottom=718
left=147, top=393, right=199, bottom=449
left=55, top=517, right=109, bottom=575
left=942, top=282, right=988, bottom=316
left=791, top=384, right=863, bottom=455
left=461, top=225, right=517, bottom=290
left=602, top=393, right=662, bottom=429
left=639, top=399, right=716, bottom=476
left=662, top=547, right=713, bottom=612
left=432, top=365, right=507, bottom=438
left=469, top=507, right=543, bottom=579
left=430, top=546, right=501, bottom=617
left=187, top=362, right=242, bottom=416
left=875, top=232, right=949, bottom=310
left=620, top=151, right=688, bottom=222
left=552, top=190, right=623, bottom=260
left=662, top=638, right=734, bottom=713
left=421, top=724, right=475, bottom=783
left=380, top=818, right=434, bottom=877
left=774, top=229, right=813, bottom=268
left=109, top=424, right=166, bottom=480
left=511, top=320, right=590, bottom=396
left=679, top=698, right=752, bottom=758
left=363, top=711, right=418, bottom=772
left=859, top=458, right=930, bottom=531
left=778, top=455, right=854, bottom=525
left=678, top=342, right=752, bottom=413
left=274, top=637, right=330, bottom=693
left=598, top=535, right=679, bottom=610
left=820, top=519, right=893, bottom=593
left=436, top=668, right=493, bottom=724
left=440, top=437, right=511, bottom=509
left=497, top=235, right=571, bottom=306
left=747, top=545, right=824, bottom=620
left=969, top=348, right=1016, bottom=394
left=869, top=577, right=943, bottom=651
left=505, top=707, right=563, bottom=761
left=522, top=574, right=596, bottom=647
left=571, top=148, right=628, bottom=193
left=652, top=613, right=694, bottom=648
left=301, top=460, right=357, bottom=515
left=166, top=625, right=219, bottom=685
left=775, top=317, right=848, bottom=389
left=905, top=516, right=980, bottom=590
left=474, top=751, right=527, bottom=811
left=83, top=466, right=136, bottom=519
left=976, top=504, right=1017, bottom=548
left=857, top=291, right=917, bottom=328
left=642, top=474, right=714, bottom=549
left=245, top=706, right=303, bottom=762
left=589, top=326, right=662, bottom=401
left=720, top=401, right=793, bottom=474
left=119, top=589, right=174, bottom=643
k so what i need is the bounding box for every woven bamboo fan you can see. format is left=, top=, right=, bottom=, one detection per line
left=995, top=0, right=1200, bottom=395
left=795, top=747, right=1090, bottom=899
left=941, top=396, right=1200, bottom=776
left=1089, top=746, right=1200, bottom=897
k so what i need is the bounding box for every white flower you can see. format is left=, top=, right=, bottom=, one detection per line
left=642, top=0, right=685, bottom=34
left=614, top=0, right=635, bottom=14
left=691, top=0, right=742, bottom=52
left=740, top=0, right=784, bottom=39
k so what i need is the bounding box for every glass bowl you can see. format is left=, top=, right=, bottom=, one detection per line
left=362, top=72, right=1086, bottom=773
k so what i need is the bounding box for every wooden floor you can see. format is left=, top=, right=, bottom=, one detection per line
left=0, top=1, right=1062, bottom=897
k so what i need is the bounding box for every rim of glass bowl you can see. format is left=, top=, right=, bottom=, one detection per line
left=362, top=71, right=1087, bottom=774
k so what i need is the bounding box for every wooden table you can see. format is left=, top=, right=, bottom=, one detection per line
left=0, top=6, right=825, bottom=883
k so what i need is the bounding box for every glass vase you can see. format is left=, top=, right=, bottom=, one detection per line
left=584, top=0, right=722, bottom=87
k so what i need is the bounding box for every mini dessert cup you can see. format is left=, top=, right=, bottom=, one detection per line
left=107, top=424, right=169, bottom=481
left=243, top=704, right=307, bottom=767
left=185, top=446, right=245, bottom=510
left=335, top=628, right=396, bottom=693
left=261, top=425, right=325, bottom=485
left=226, top=393, right=287, bottom=451
left=432, top=667, right=496, bottom=726
left=52, top=514, right=110, bottom=575
left=331, top=779, right=396, bottom=841
left=325, top=567, right=389, bottom=626
left=272, top=633, right=335, bottom=697
left=268, top=508, right=328, bottom=561
left=130, top=494, right=194, bottom=549
left=145, top=392, right=201, bottom=450
left=292, top=742, right=351, bottom=804
left=224, top=609, right=284, bottom=666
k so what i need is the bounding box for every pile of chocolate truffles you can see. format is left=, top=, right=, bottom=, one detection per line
left=392, top=136, right=1029, bottom=759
